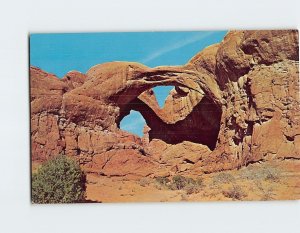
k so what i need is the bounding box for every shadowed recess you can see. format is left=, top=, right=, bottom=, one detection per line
left=118, top=91, right=222, bottom=150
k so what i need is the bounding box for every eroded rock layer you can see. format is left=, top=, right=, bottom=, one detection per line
left=30, top=30, right=299, bottom=177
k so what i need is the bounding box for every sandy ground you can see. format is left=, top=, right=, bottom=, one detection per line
left=85, top=160, right=300, bottom=203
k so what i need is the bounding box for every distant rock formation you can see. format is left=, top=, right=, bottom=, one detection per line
left=30, top=30, right=299, bottom=178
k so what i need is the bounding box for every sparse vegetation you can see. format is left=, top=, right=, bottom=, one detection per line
left=170, top=175, right=204, bottom=193
left=260, top=187, right=276, bottom=201
left=254, top=180, right=276, bottom=201
left=222, top=184, right=247, bottom=200
left=155, top=176, right=171, bottom=187
left=32, top=155, right=86, bottom=204
left=185, top=183, right=201, bottom=195
left=170, top=175, right=188, bottom=190
left=211, top=164, right=281, bottom=201
left=212, top=172, right=236, bottom=185
left=138, top=177, right=151, bottom=187
left=75, top=160, right=298, bottom=202
left=180, top=193, right=188, bottom=201
left=265, top=169, right=280, bottom=182
left=239, top=164, right=281, bottom=182
left=155, top=175, right=204, bottom=194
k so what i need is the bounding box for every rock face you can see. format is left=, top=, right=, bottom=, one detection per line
left=30, top=30, right=299, bottom=177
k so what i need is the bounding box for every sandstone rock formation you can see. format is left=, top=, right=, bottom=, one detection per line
left=30, top=30, right=299, bottom=178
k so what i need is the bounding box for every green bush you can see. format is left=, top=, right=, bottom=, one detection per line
left=32, top=155, right=86, bottom=204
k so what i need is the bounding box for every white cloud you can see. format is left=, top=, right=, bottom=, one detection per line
left=141, top=31, right=214, bottom=64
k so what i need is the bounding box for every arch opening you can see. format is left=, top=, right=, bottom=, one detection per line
left=119, top=110, right=146, bottom=137
left=117, top=85, right=222, bottom=150
left=152, top=86, right=174, bottom=108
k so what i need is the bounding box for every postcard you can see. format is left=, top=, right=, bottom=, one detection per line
left=30, top=30, right=299, bottom=203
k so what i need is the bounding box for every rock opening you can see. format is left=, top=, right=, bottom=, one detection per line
left=117, top=87, right=222, bottom=150
left=120, top=110, right=146, bottom=137
left=152, top=86, right=174, bottom=108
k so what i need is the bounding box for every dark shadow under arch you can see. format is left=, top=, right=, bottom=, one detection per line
left=117, top=91, right=222, bottom=150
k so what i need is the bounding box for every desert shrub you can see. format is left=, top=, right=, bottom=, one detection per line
left=254, top=180, right=276, bottom=201
left=32, top=155, right=86, bottom=204
left=222, top=184, right=247, bottom=200
left=264, top=168, right=280, bottom=182
left=185, top=184, right=200, bottom=195
left=155, top=175, right=204, bottom=194
left=260, top=187, right=275, bottom=201
left=139, top=177, right=151, bottom=187
left=194, top=177, right=204, bottom=187
left=169, top=175, right=204, bottom=193
left=239, top=165, right=281, bottom=182
left=185, top=177, right=204, bottom=194
left=171, top=175, right=187, bottom=190
left=212, top=172, right=235, bottom=185
left=155, top=176, right=170, bottom=187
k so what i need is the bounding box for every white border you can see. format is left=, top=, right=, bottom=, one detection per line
left=0, top=0, right=299, bottom=232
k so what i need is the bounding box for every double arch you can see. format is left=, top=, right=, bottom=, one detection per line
left=108, top=64, right=223, bottom=150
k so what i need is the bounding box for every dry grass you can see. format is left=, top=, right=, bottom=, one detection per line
left=155, top=176, right=171, bottom=187
left=84, top=160, right=300, bottom=202
left=154, top=175, right=204, bottom=195
left=238, top=164, right=281, bottom=182
left=138, top=177, right=152, bottom=187
left=180, top=193, right=188, bottom=201
left=254, top=180, right=276, bottom=201
left=222, top=184, right=247, bottom=200
left=212, top=172, right=236, bottom=185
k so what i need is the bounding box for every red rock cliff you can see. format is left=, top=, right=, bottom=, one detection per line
left=30, top=30, right=299, bottom=177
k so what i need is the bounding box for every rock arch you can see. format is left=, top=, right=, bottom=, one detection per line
left=88, top=63, right=223, bottom=150
left=118, top=94, right=222, bottom=150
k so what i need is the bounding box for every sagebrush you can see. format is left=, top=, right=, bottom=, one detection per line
left=32, top=155, right=86, bottom=203
left=155, top=175, right=204, bottom=194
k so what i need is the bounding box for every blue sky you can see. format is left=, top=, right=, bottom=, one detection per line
left=30, top=31, right=227, bottom=136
